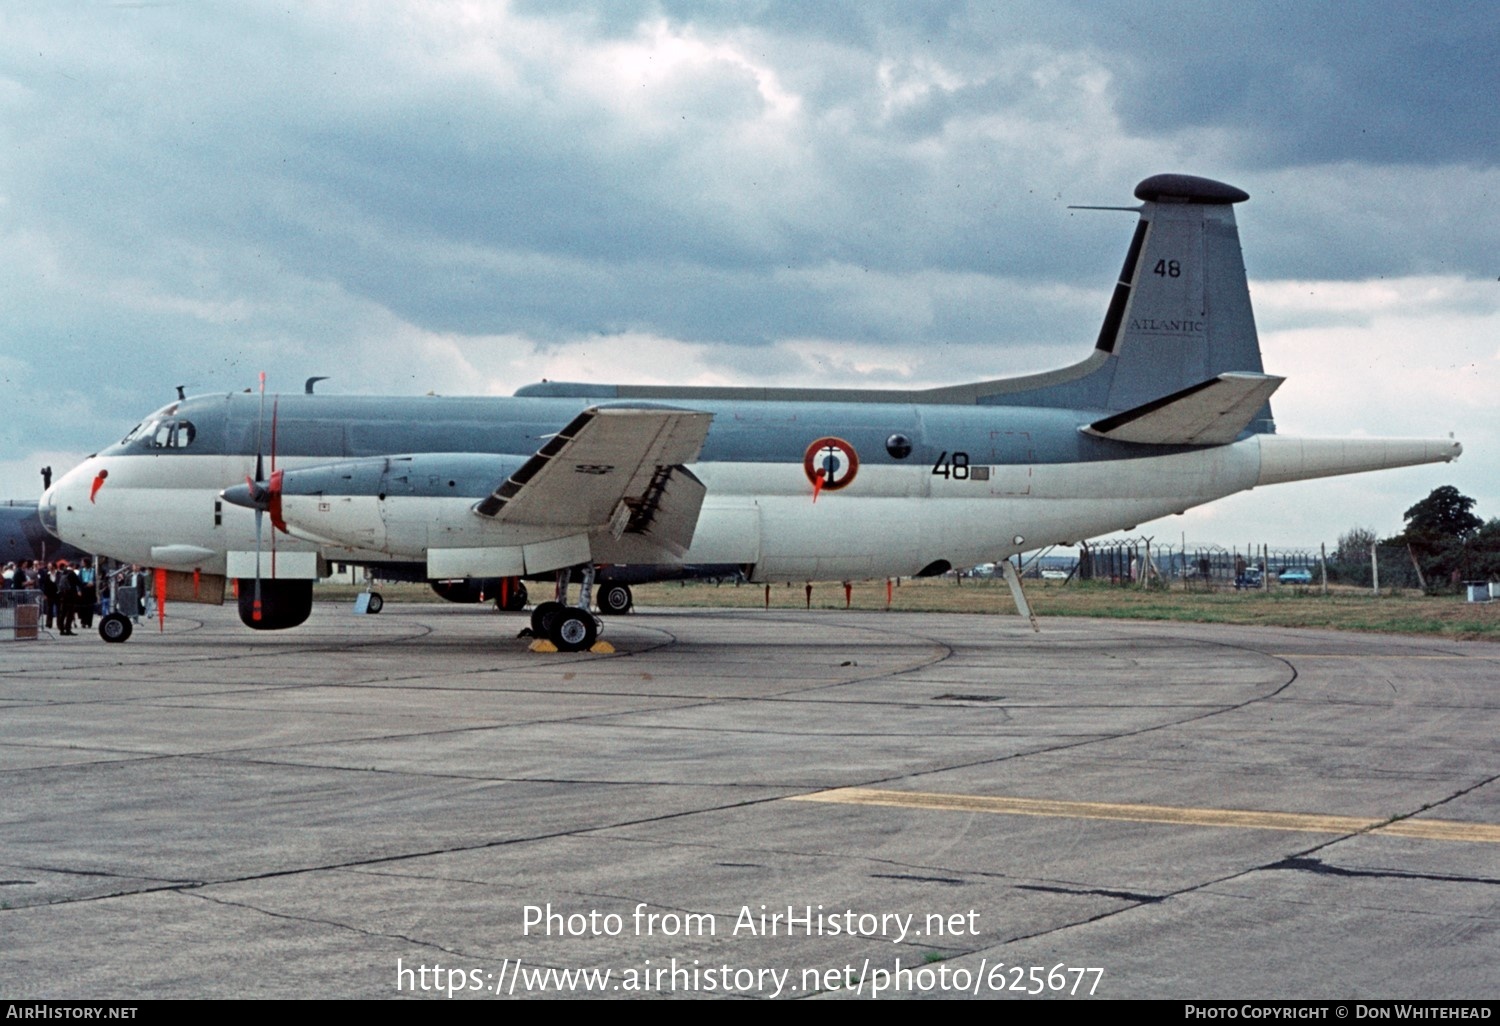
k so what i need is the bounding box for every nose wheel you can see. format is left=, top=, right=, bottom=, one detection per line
left=98, top=612, right=133, bottom=643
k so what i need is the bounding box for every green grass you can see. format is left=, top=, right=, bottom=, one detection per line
left=627, top=577, right=1500, bottom=641
left=318, top=577, right=1500, bottom=641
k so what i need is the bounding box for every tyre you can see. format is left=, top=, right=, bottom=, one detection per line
left=549, top=609, right=599, bottom=652
left=99, top=612, right=133, bottom=643
left=597, top=583, right=633, bottom=616
left=366, top=591, right=384, bottom=613
left=530, top=600, right=565, bottom=635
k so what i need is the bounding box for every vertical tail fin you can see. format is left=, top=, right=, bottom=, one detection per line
left=986, top=174, right=1273, bottom=434
left=1093, top=174, right=1271, bottom=428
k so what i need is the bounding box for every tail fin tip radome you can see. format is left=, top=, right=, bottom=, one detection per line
left=1133, top=173, right=1249, bottom=205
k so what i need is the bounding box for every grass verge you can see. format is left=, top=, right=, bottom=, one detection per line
left=318, top=578, right=1500, bottom=641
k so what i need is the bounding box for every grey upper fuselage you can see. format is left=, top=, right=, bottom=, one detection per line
left=102, top=385, right=1210, bottom=477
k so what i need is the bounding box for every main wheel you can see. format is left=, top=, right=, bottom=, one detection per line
left=366, top=591, right=384, bottom=613
left=530, top=600, right=565, bottom=635
left=597, top=583, right=633, bottom=615
left=548, top=609, right=599, bottom=652
left=99, top=612, right=133, bottom=643
left=495, top=580, right=528, bottom=612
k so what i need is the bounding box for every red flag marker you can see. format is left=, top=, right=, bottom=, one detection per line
left=89, top=469, right=108, bottom=503
left=155, top=567, right=167, bottom=632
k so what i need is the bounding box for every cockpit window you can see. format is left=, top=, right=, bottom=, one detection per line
left=145, top=419, right=196, bottom=449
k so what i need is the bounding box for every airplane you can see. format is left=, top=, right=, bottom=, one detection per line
left=38, top=173, right=1462, bottom=648
left=4, top=467, right=86, bottom=568
left=1, top=500, right=86, bottom=567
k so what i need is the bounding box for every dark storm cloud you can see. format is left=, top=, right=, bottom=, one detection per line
left=1, top=0, right=1496, bottom=481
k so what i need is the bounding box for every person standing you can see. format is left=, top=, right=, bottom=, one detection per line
left=56, top=561, right=82, bottom=636
left=78, top=557, right=97, bottom=630
left=40, top=561, right=59, bottom=629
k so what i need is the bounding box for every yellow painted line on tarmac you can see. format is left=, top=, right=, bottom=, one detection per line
left=788, top=788, right=1500, bottom=843
left=1378, top=819, right=1500, bottom=843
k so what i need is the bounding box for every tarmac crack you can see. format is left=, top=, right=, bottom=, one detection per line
left=178, top=888, right=478, bottom=960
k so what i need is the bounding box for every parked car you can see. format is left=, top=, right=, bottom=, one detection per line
left=1277, top=567, right=1314, bottom=585
left=1234, top=568, right=1264, bottom=590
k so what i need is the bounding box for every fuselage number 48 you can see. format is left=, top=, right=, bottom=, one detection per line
left=931, top=451, right=971, bottom=479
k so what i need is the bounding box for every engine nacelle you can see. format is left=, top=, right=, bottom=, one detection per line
left=236, top=578, right=314, bottom=630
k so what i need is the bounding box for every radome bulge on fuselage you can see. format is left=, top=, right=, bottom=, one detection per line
left=39, top=174, right=1461, bottom=646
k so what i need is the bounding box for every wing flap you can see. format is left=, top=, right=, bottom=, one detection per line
left=1083, top=372, right=1284, bottom=446
left=474, top=406, right=713, bottom=557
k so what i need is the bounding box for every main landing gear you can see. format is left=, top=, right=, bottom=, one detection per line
left=529, top=601, right=598, bottom=652
left=525, top=565, right=607, bottom=652
left=596, top=582, right=633, bottom=616
left=494, top=579, right=528, bottom=612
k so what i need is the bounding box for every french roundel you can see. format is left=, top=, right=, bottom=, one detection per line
left=803, top=437, right=859, bottom=491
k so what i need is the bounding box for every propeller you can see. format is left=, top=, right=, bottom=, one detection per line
left=239, top=375, right=284, bottom=621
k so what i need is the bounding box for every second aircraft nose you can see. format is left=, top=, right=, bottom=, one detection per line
left=38, top=484, right=61, bottom=540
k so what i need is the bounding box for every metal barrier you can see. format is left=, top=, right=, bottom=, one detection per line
left=0, top=589, right=43, bottom=641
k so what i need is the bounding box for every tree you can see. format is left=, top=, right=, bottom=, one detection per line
left=1389, top=486, right=1484, bottom=589
left=1328, top=526, right=1378, bottom=585
left=1334, top=526, right=1377, bottom=563
left=1402, top=486, right=1482, bottom=541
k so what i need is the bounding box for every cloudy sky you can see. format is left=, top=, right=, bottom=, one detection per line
left=3, top=1, right=1496, bottom=550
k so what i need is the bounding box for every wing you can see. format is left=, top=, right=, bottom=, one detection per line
left=475, top=406, right=713, bottom=560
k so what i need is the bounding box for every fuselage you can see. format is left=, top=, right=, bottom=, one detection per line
left=41, top=389, right=1291, bottom=584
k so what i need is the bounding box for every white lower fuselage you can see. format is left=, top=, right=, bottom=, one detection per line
left=41, top=433, right=1459, bottom=585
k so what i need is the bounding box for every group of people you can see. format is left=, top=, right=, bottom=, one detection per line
left=4, top=558, right=151, bottom=636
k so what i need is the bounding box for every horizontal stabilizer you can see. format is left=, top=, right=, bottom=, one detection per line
left=1083, top=372, right=1284, bottom=445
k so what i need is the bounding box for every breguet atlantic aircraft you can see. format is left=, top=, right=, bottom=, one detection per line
left=40, top=174, right=1461, bottom=648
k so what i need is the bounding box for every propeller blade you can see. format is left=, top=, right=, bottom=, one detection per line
left=268, top=468, right=286, bottom=534
left=252, top=507, right=263, bottom=622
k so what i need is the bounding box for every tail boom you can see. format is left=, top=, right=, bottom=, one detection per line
left=1254, top=435, right=1462, bottom=487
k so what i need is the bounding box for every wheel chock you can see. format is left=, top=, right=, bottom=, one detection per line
left=528, top=638, right=613, bottom=654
